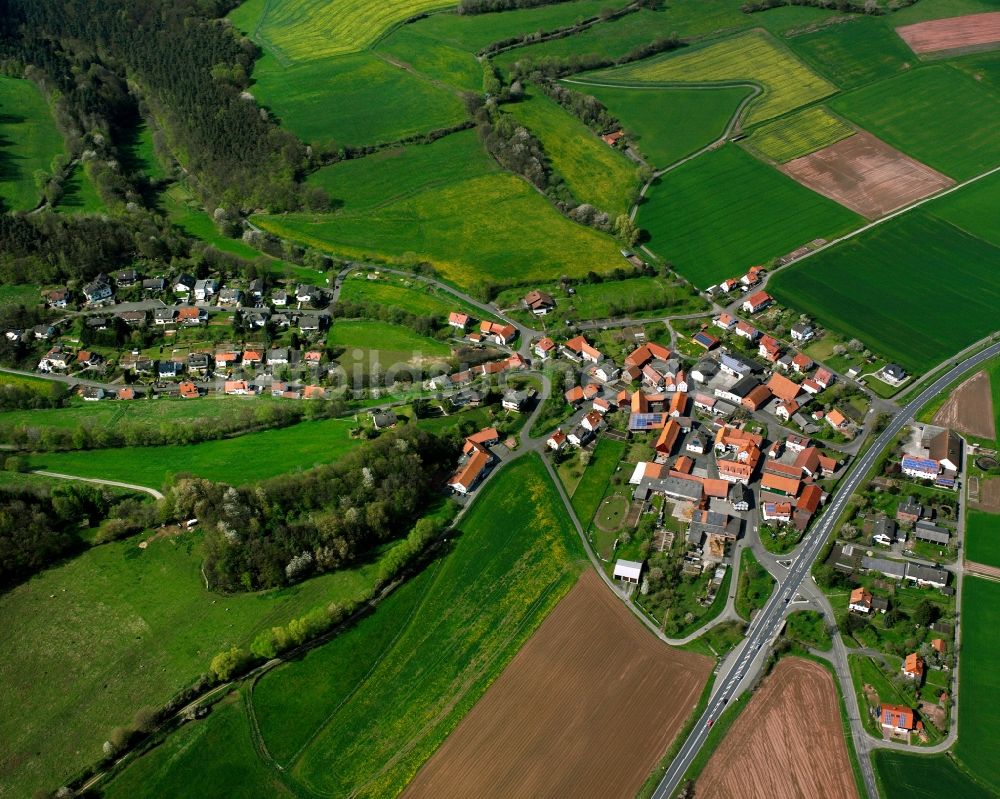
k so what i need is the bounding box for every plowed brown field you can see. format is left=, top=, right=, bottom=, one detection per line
left=782, top=131, right=953, bottom=218
left=696, top=657, right=858, bottom=799
left=897, top=12, right=1000, bottom=54
left=933, top=369, right=996, bottom=440
left=403, top=570, right=712, bottom=799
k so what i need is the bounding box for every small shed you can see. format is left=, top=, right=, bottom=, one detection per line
left=613, top=559, right=643, bottom=584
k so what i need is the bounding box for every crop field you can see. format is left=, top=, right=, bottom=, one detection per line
left=54, top=162, right=103, bottom=214
left=873, top=751, right=989, bottom=799
left=246, top=51, right=466, bottom=150
left=228, top=0, right=454, bottom=64
left=307, top=129, right=498, bottom=211
left=510, top=89, right=636, bottom=215
left=781, top=131, right=954, bottom=218
left=786, top=17, right=916, bottom=90
left=0, top=528, right=399, bottom=799
left=571, top=437, right=626, bottom=526
left=954, top=576, right=1000, bottom=793
left=565, top=83, right=750, bottom=167
left=951, top=50, right=1000, bottom=95
left=966, top=511, right=1000, bottom=568
left=27, top=417, right=359, bottom=488
left=638, top=143, right=861, bottom=288
left=253, top=172, right=626, bottom=289
left=927, top=169, right=1000, bottom=247
left=374, top=24, right=481, bottom=91
left=404, top=569, right=711, bottom=798
left=696, top=658, right=857, bottom=799
left=769, top=211, right=1000, bottom=372
left=591, top=30, right=836, bottom=127
left=932, top=370, right=996, bottom=441
left=829, top=65, right=1000, bottom=180
left=896, top=11, right=1000, bottom=55
left=0, top=75, right=64, bottom=212
left=745, top=106, right=855, bottom=164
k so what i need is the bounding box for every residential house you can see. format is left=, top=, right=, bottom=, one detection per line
left=82, top=274, right=113, bottom=303
left=686, top=509, right=741, bottom=548
left=296, top=284, right=321, bottom=304
left=913, top=520, right=950, bottom=546
left=767, top=373, right=801, bottom=404
left=902, top=455, right=939, bottom=481
left=448, top=447, right=492, bottom=495
left=814, top=368, right=834, bottom=390
left=44, top=288, right=71, bottom=308
left=691, top=360, right=718, bottom=384
left=224, top=380, right=249, bottom=395
left=115, top=268, right=140, bottom=287
left=742, top=290, right=772, bottom=314
left=448, top=312, right=470, bottom=330
left=523, top=290, right=555, bottom=315
left=624, top=342, right=671, bottom=370
left=244, top=309, right=270, bottom=329
left=299, top=314, right=323, bottom=334
left=178, top=381, right=200, bottom=399
left=791, top=352, right=813, bottom=373
left=173, top=273, right=196, bottom=294
left=827, top=408, right=850, bottom=433
left=734, top=321, right=760, bottom=342
left=248, top=279, right=264, bottom=300
left=741, top=384, right=772, bottom=412
left=592, top=360, right=620, bottom=383
left=881, top=704, right=915, bottom=733
left=534, top=337, right=556, bottom=360
left=216, top=351, right=240, bottom=369
left=480, top=321, right=518, bottom=346
left=142, top=277, right=167, bottom=294
left=218, top=287, right=243, bottom=306
left=187, top=353, right=211, bottom=372
left=567, top=425, right=594, bottom=448
left=882, top=363, right=907, bottom=385
left=562, top=335, right=602, bottom=364
left=897, top=496, right=923, bottom=524
left=775, top=401, right=799, bottom=422
left=117, top=387, right=135, bottom=401
left=905, top=562, right=948, bottom=588
left=502, top=389, right=530, bottom=412
left=267, top=348, right=290, bottom=366
left=242, top=350, right=263, bottom=367
left=902, top=653, right=925, bottom=681
left=714, top=313, right=736, bottom=331
left=157, top=360, right=183, bottom=379
left=873, top=516, right=899, bottom=546
left=118, top=310, right=147, bottom=327
left=192, top=279, right=218, bottom=302
left=786, top=434, right=810, bottom=453
left=794, top=484, right=823, bottom=529
left=692, top=330, right=720, bottom=350
left=686, top=431, right=707, bottom=455
left=790, top=322, right=814, bottom=342
left=80, top=386, right=105, bottom=402
left=154, top=308, right=178, bottom=325
left=372, top=411, right=398, bottom=430
left=581, top=410, right=604, bottom=433
left=177, top=306, right=207, bottom=326
left=272, top=289, right=288, bottom=307
left=565, top=385, right=586, bottom=406
left=719, top=353, right=757, bottom=379
left=593, top=396, right=613, bottom=415
left=758, top=335, right=781, bottom=362
left=547, top=429, right=567, bottom=450
left=730, top=481, right=751, bottom=511
left=849, top=587, right=873, bottom=614
left=762, top=501, right=792, bottom=523
left=715, top=375, right=760, bottom=405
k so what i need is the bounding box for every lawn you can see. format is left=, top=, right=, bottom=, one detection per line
left=339, top=270, right=493, bottom=321
left=744, top=106, right=855, bottom=163
left=243, top=50, right=466, bottom=150
left=306, top=129, right=498, bottom=212
left=966, top=510, right=1000, bottom=568
left=54, top=161, right=104, bottom=213
left=327, top=319, right=451, bottom=359
left=509, top=88, right=637, bottom=215
left=0, top=282, right=40, bottom=309
left=590, top=30, right=837, bottom=126
left=954, top=576, right=1000, bottom=794
left=768, top=210, right=1000, bottom=373
left=27, top=417, right=359, bottom=488
left=0, top=528, right=401, bottom=799
left=873, top=751, right=991, bottom=799
left=786, top=16, right=916, bottom=90
left=734, top=548, right=775, bottom=621
left=253, top=171, right=626, bottom=290
left=571, top=437, right=627, bottom=526
left=950, top=51, right=1000, bottom=97
left=228, top=0, right=454, bottom=64
left=784, top=609, right=832, bottom=651
left=0, top=75, right=64, bottom=212
left=638, top=143, right=862, bottom=287
left=564, top=83, right=751, bottom=168
left=829, top=65, right=1000, bottom=180
left=926, top=168, right=1000, bottom=248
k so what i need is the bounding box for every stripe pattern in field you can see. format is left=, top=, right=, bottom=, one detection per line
left=896, top=11, right=1000, bottom=54
left=781, top=131, right=954, bottom=219
left=746, top=106, right=855, bottom=163
left=403, top=570, right=711, bottom=799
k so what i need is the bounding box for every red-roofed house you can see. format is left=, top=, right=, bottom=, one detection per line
left=117, top=387, right=135, bottom=401
left=742, top=291, right=772, bottom=314
left=827, top=408, right=849, bottom=432
left=714, top=313, right=736, bottom=331
left=534, top=337, right=556, bottom=360
left=762, top=471, right=801, bottom=497
left=625, top=342, right=670, bottom=369
left=583, top=383, right=601, bottom=400
left=776, top=400, right=799, bottom=422
left=668, top=391, right=688, bottom=417
left=563, top=335, right=602, bottom=364
left=802, top=378, right=822, bottom=395
left=593, top=396, right=613, bottom=415
left=741, top=385, right=772, bottom=412
left=881, top=704, right=914, bottom=733
left=734, top=321, right=759, bottom=341
left=758, top=335, right=781, bottom=362
left=655, top=419, right=681, bottom=456
left=448, top=312, right=470, bottom=330
left=902, top=653, right=925, bottom=681
left=767, top=372, right=800, bottom=404
left=673, top=455, right=694, bottom=474
left=582, top=410, right=604, bottom=433
left=565, top=385, right=585, bottom=406
left=224, top=380, right=249, bottom=395
left=791, top=352, right=814, bottom=373
left=448, top=448, right=492, bottom=495
left=815, top=368, right=834, bottom=389
left=481, top=321, right=518, bottom=346
left=547, top=429, right=567, bottom=450
left=794, top=484, right=823, bottom=529
left=762, top=501, right=793, bottom=523
left=178, top=381, right=200, bottom=399
left=601, top=130, right=624, bottom=146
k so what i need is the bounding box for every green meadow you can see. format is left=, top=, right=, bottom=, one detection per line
left=374, top=24, right=482, bottom=92
left=638, top=143, right=861, bottom=287
left=510, top=88, right=637, bottom=215
left=339, top=271, right=493, bottom=320
left=927, top=169, right=1000, bottom=248
left=54, top=162, right=103, bottom=213
left=829, top=65, right=1000, bottom=180
left=246, top=51, right=466, bottom=149
left=950, top=51, right=1000, bottom=97
left=328, top=319, right=451, bottom=368
left=0, top=75, right=64, bottom=212
left=28, top=417, right=359, bottom=488
left=571, top=436, right=627, bottom=526
left=966, top=511, right=1000, bottom=569
left=0, top=283, right=40, bottom=309
left=254, top=171, right=625, bottom=289
left=873, top=751, right=990, bottom=799
left=769, top=211, right=1000, bottom=373
left=0, top=528, right=401, bottom=799
left=161, top=183, right=264, bottom=260
left=563, top=83, right=750, bottom=167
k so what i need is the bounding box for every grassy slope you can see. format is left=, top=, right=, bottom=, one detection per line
left=339, top=272, right=494, bottom=321
left=327, top=319, right=451, bottom=356
left=570, top=436, right=627, bottom=526
left=246, top=50, right=466, bottom=149
left=567, top=84, right=750, bottom=168
left=0, top=530, right=399, bottom=799
left=54, top=162, right=104, bottom=214
left=769, top=210, right=1000, bottom=373
left=829, top=65, right=1000, bottom=180
left=374, top=23, right=482, bottom=92
left=638, top=143, right=861, bottom=287
left=734, top=547, right=775, bottom=621
left=27, top=417, right=359, bottom=488
left=0, top=75, right=64, bottom=212
left=744, top=106, right=855, bottom=163
left=510, top=89, right=636, bottom=215
left=253, top=172, right=625, bottom=289
left=966, top=511, right=1000, bottom=568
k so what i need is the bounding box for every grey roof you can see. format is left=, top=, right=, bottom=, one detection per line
left=693, top=359, right=718, bottom=377
left=791, top=322, right=813, bottom=335
left=688, top=510, right=741, bottom=541
left=871, top=595, right=889, bottom=611
left=884, top=363, right=906, bottom=379
left=728, top=375, right=760, bottom=399
left=874, top=516, right=897, bottom=540
left=913, top=520, right=950, bottom=545
left=862, top=556, right=907, bottom=580
left=503, top=388, right=530, bottom=404
left=638, top=475, right=702, bottom=503
left=905, top=562, right=948, bottom=586
left=898, top=496, right=923, bottom=517
left=154, top=308, right=177, bottom=321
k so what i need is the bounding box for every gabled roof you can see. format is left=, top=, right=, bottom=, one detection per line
left=796, top=484, right=822, bottom=514
left=767, top=372, right=800, bottom=403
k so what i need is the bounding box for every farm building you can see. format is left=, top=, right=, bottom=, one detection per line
left=613, top=559, right=643, bottom=584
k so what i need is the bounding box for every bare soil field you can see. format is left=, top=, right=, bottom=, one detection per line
left=933, top=369, right=997, bottom=440
left=965, top=560, right=1000, bottom=580
left=696, top=657, right=858, bottom=799
left=975, top=477, right=1000, bottom=514
left=897, top=12, right=1000, bottom=54
left=403, top=570, right=711, bottom=799
left=782, top=131, right=953, bottom=218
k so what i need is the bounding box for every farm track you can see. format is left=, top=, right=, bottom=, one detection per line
left=31, top=470, right=165, bottom=500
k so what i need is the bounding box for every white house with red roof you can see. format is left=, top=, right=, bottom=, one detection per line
left=758, top=335, right=781, bottom=362
left=562, top=335, right=602, bottom=364
left=734, top=321, right=759, bottom=341
left=547, top=429, right=567, bottom=450
left=742, top=291, right=772, bottom=314
left=714, top=313, right=736, bottom=331
left=534, top=337, right=556, bottom=359
left=448, top=312, right=470, bottom=330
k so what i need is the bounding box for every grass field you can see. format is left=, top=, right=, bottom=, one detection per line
left=374, top=23, right=481, bottom=92
left=954, top=576, right=1000, bottom=793
left=244, top=51, right=466, bottom=149
left=951, top=51, right=1000, bottom=97
left=27, top=417, right=359, bottom=488
left=966, top=510, right=1000, bottom=568
left=735, top=548, right=775, bottom=621
left=744, top=106, right=855, bottom=163
left=54, top=162, right=103, bottom=214
left=829, top=65, right=1000, bottom=180
left=591, top=30, right=836, bottom=127
left=327, top=319, right=451, bottom=360
left=786, top=17, right=916, bottom=90
left=769, top=210, right=1000, bottom=373
left=306, top=129, right=498, bottom=211
left=571, top=437, right=627, bottom=526
left=784, top=610, right=832, bottom=651
left=0, top=283, right=40, bottom=309
left=926, top=169, right=1000, bottom=248
left=510, top=89, right=636, bottom=215
left=0, top=75, right=64, bottom=212
left=565, top=83, right=750, bottom=168
left=254, top=171, right=625, bottom=289
left=873, top=751, right=990, bottom=799
left=228, top=0, right=454, bottom=64
left=0, top=528, right=401, bottom=799
left=339, top=271, right=493, bottom=321
left=638, top=143, right=861, bottom=287
left=890, top=0, right=1000, bottom=24
left=161, top=183, right=264, bottom=260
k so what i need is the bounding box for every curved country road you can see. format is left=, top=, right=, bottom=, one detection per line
left=32, top=470, right=165, bottom=500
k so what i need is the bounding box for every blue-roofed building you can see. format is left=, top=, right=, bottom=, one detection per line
left=901, top=455, right=939, bottom=481
left=719, top=353, right=755, bottom=378
left=692, top=330, right=719, bottom=350
left=629, top=412, right=668, bottom=431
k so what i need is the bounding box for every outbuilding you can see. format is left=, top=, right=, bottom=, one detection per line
left=613, top=559, right=643, bottom=584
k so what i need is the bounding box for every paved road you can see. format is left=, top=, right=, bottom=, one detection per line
left=32, top=470, right=166, bottom=500
left=651, top=339, right=1000, bottom=799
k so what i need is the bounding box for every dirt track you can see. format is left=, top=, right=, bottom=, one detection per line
left=403, top=570, right=712, bottom=799
left=897, top=11, right=1000, bottom=54
left=783, top=131, right=953, bottom=219
left=696, top=658, right=858, bottom=799
left=933, top=369, right=996, bottom=440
